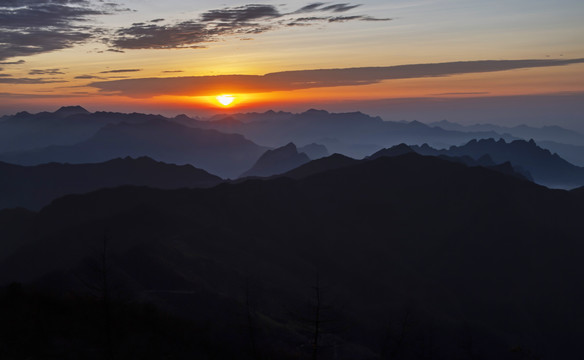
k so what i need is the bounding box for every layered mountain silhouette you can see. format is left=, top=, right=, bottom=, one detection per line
left=2, top=153, right=584, bottom=358
left=431, top=119, right=584, bottom=166
left=180, top=109, right=515, bottom=158
left=369, top=139, right=584, bottom=188
left=0, top=156, right=222, bottom=210
left=240, top=142, right=310, bottom=178
left=0, top=119, right=267, bottom=178
left=369, top=143, right=533, bottom=181
left=431, top=119, right=584, bottom=145
left=410, top=138, right=584, bottom=188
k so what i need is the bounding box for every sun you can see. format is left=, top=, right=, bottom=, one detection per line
left=216, top=94, right=235, bottom=106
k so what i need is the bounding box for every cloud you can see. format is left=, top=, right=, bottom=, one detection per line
left=200, top=4, right=281, bottom=22
left=321, top=3, right=361, bottom=12
left=29, top=68, right=65, bottom=75
left=74, top=74, right=104, bottom=79
left=0, top=91, right=85, bottom=98
left=88, top=58, right=584, bottom=98
left=294, top=3, right=325, bottom=13
left=0, top=59, right=25, bottom=65
left=0, top=0, right=127, bottom=61
left=99, top=69, right=141, bottom=73
left=109, top=2, right=388, bottom=50
left=293, top=3, right=360, bottom=13
left=163, top=70, right=183, bottom=73
left=0, top=77, right=67, bottom=84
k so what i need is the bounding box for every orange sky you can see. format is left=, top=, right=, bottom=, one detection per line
left=1, top=0, right=584, bottom=118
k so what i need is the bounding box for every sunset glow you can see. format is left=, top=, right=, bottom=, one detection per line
left=0, top=0, right=582, bottom=129
left=216, top=95, right=235, bottom=107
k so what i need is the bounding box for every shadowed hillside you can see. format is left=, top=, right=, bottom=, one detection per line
left=2, top=153, right=583, bottom=359
left=0, top=156, right=222, bottom=210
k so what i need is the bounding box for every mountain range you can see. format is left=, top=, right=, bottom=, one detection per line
left=0, top=119, right=267, bottom=179
left=186, top=109, right=517, bottom=158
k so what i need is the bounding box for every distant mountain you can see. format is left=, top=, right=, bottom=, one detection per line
left=53, top=105, right=91, bottom=117
left=240, top=142, right=310, bottom=178
left=184, top=109, right=516, bottom=158
left=430, top=119, right=584, bottom=145
left=207, top=109, right=294, bottom=123
left=411, top=138, right=584, bottom=188
left=2, top=154, right=584, bottom=358
left=0, top=119, right=267, bottom=178
left=0, top=156, right=222, bottom=210
left=0, top=106, right=168, bottom=153
left=298, top=143, right=329, bottom=159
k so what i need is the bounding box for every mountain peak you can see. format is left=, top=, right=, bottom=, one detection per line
left=240, top=142, right=309, bottom=178
left=368, top=143, right=414, bottom=160
left=54, top=106, right=90, bottom=117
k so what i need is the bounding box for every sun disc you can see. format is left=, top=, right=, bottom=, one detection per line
left=216, top=95, right=235, bottom=106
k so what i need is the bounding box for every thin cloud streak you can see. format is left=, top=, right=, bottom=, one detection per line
left=89, top=58, right=584, bottom=98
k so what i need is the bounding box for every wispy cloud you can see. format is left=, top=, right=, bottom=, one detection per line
left=109, top=2, right=389, bottom=50
left=0, top=0, right=128, bottom=61
left=0, top=77, right=66, bottom=84
left=29, top=68, right=65, bottom=75
left=74, top=74, right=104, bottom=79
left=0, top=59, right=25, bottom=65
left=99, top=69, right=142, bottom=74
left=88, top=58, right=584, bottom=98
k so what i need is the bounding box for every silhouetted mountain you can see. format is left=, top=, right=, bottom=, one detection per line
left=298, top=143, right=329, bottom=159
left=2, top=154, right=583, bottom=358
left=538, top=140, right=584, bottom=167
left=240, top=142, right=310, bottom=178
left=370, top=143, right=532, bottom=181
left=368, top=143, right=415, bottom=158
left=411, top=138, right=584, bottom=188
left=0, top=120, right=267, bottom=178
left=0, top=156, right=222, bottom=210
left=279, top=153, right=358, bottom=179
left=53, top=105, right=90, bottom=117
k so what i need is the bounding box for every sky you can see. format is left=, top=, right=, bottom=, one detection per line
left=1, top=0, right=583, bottom=128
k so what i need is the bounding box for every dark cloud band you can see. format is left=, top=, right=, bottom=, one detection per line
left=88, top=58, right=584, bottom=98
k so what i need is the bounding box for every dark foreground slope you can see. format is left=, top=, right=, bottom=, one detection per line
left=0, top=156, right=222, bottom=210
left=1, top=154, right=583, bottom=359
